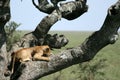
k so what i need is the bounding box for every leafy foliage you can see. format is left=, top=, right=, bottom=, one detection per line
left=40, top=31, right=120, bottom=80
left=5, top=21, right=21, bottom=51
left=78, top=58, right=107, bottom=80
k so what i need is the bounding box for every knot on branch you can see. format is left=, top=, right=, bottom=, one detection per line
left=108, top=33, right=119, bottom=44
left=70, top=47, right=83, bottom=63
left=44, top=34, right=69, bottom=49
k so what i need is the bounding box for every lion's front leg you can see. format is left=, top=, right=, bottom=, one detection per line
left=33, top=53, right=50, bottom=61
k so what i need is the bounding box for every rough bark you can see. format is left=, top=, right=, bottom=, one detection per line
left=0, top=0, right=10, bottom=80
left=0, top=0, right=120, bottom=80
left=32, top=0, right=88, bottom=20
left=10, top=0, right=120, bottom=80
left=10, top=0, right=88, bottom=52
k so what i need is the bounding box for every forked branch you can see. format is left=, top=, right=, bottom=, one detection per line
left=11, top=0, right=120, bottom=80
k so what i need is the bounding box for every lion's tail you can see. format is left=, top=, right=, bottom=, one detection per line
left=11, top=52, right=15, bottom=74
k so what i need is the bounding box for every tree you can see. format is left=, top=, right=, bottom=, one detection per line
left=0, top=0, right=120, bottom=80
left=5, top=21, right=21, bottom=51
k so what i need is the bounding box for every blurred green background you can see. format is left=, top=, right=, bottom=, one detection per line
left=5, top=23, right=120, bottom=80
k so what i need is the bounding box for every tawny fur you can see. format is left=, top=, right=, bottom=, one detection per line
left=11, top=45, right=52, bottom=74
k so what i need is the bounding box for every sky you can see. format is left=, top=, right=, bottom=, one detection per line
left=10, top=0, right=118, bottom=31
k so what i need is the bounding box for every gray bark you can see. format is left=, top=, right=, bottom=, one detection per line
left=0, top=0, right=120, bottom=80
left=10, top=0, right=88, bottom=52
left=11, top=0, right=120, bottom=80
left=0, top=0, right=10, bottom=80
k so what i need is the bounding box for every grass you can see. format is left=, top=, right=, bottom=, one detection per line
left=40, top=31, right=120, bottom=80
left=15, top=31, right=120, bottom=80
left=48, top=31, right=92, bottom=54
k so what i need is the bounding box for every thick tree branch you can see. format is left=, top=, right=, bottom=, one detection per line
left=32, top=0, right=55, bottom=14
left=31, top=0, right=87, bottom=46
left=0, top=0, right=10, bottom=79
left=11, top=1, right=120, bottom=80
left=10, top=0, right=87, bottom=53
left=32, top=0, right=88, bottom=20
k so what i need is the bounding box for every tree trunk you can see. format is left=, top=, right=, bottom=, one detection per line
left=0, top=0, right=10, bottom=80
left=11, top=0, right=120, bottom=80
left=0, top=0, right=120, bottom=80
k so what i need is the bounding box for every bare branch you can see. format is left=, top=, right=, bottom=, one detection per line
left=10, top=0, right=87, bottom=52
left=32, top=0, right=88, bottom=20
left=11, top=1, right=120, bottom=80
left=32, top=0, right=55, bottom=14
